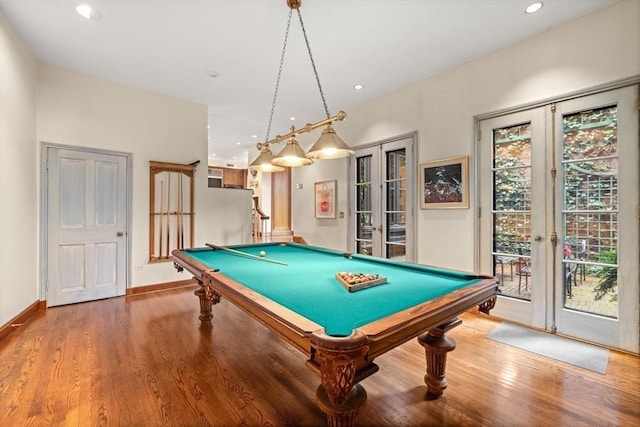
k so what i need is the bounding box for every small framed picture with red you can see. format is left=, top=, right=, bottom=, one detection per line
left=314, top=180, right=337, bottom=219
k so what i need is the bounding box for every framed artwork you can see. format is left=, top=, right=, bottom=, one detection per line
left=419, top=156, right=469, bottom=209
left=314, top=180, right=337, bottom=218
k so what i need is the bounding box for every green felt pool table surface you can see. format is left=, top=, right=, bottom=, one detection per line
left=178, top=242, right=489, bottom=336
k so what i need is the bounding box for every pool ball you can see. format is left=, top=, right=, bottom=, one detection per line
left=259, top=251, right=266, bottom=257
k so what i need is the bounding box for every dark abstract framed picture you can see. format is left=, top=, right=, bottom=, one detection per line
left=419, top=156, right=469, bottom=209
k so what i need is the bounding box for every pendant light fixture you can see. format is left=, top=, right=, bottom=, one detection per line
left=249, top=0, right=352, bottom=172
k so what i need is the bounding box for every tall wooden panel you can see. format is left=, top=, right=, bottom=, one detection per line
left=270, top=168, right=292, bottom=240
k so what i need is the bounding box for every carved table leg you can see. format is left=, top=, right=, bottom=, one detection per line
left=418, top=318, right=462, bottom=397
left=312, top=332, right=369, bottom=427
left=316, top=383, right=367, bottom=427
left=193, top=280, right=221, bottom=326
left=479, top=295, right=497, bottom=315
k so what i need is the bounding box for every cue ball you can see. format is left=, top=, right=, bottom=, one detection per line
left=259, top=251, right=266, bottom=257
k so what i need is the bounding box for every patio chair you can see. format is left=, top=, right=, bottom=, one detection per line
left=495, top=256, right=515, bottom=281
left=565, top=238, right=587, bottom=285
left=565, top=263, right=573, bottom=299
left=515, top=257, right=531, bottom=292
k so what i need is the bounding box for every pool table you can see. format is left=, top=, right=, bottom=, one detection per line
left=172, top=242, right=498, bottom=426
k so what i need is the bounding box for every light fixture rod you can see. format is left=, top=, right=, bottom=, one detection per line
left=257, top=110, right=346, bottom=150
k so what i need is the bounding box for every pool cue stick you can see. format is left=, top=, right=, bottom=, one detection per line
left=205, top=243, right=288, bottom=266
left=180, top=174, right=184, bottom=249
left=180, top=174, right=184, bottom=248
left=176, top=173, right=181, bottom=249
left=180, top=174, right=185, bottom=249
left=166, top=172, right=171, bottom=257
left=159, top=180, right=164, bottom=258
left=178, top=173, right=184, bottom=249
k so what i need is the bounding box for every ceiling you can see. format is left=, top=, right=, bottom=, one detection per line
left=0, top=0, right=617, bottom=168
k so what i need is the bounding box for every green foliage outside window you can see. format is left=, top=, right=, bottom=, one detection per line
left=592, top=248, right=617, bottom=302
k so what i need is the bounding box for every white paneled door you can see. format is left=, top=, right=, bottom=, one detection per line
left=46, top=147, right=128, bottom=306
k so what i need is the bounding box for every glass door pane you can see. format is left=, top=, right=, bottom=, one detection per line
left=385, top=149, right=406, bottom=260
left=492, top=123, right=532, bottom=301
left=355, top=154, right=374, bottom=256
left=562, top=105, right=618, bottom=318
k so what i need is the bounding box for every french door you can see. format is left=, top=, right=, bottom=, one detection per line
left=349, top=134, right=415, bottom=262
left=479, top=85, right=639, bottom=352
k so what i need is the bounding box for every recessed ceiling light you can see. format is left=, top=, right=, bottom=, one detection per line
left=289, top=117, right=296, bottom=121
left=252, top=134, right=258, bottom=138
left=236, top=141, right=242, bottom=145
left=525, top=2, right=543, bottom=14
left=207, top=70, right=220, bottom=78
left=76, top=4, right=101, bottom=20
left=354, top=84, right=364, bottom=90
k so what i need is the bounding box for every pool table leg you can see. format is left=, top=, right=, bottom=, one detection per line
left=418, top=318, right=462, bottom=397
left=312, top=333, right=369, bottom=427
left=194, top=280, right=221, bottom=325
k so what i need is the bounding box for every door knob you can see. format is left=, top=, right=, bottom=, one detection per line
left=534, top=235, right=543, bottom=241
left=117, top=231, right=124, bottom=237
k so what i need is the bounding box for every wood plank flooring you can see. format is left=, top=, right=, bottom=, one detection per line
left=1, top=285, right=638, bottom=426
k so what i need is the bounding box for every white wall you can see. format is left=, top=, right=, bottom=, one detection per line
left=37, top=64, right=209, bottom=287
left=292, top=0, right=640, bottom=271
left=0, top=13, right=38, bottom=326
left=291, top=145, right=350, bottom=250
left=198, top=188, right=253, bottom=246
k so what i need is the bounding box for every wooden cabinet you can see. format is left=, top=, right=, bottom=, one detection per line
left=208, top=166, right=247, bottom=188
left=222, top=167, right=247, bottom=188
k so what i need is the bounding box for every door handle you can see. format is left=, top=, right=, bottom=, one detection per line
left=117, top=231, right=124, bottom=237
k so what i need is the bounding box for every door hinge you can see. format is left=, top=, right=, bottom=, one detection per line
left=478, top=206, right=481, bottom=218
left=477, top=128, right=481, bottom=141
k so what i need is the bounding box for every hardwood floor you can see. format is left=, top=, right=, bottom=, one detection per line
left=1, top=285, right=638, bottom=426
